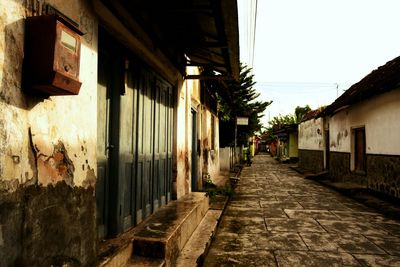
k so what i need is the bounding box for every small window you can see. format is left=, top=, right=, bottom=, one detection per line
left=61, top=30, right=77, bottom=52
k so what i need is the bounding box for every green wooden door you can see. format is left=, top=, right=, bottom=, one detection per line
left=97, top=29, right=174, bottom=235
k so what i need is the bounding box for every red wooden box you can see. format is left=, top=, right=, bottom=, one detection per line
left=24, top=15, right=83, bottom=95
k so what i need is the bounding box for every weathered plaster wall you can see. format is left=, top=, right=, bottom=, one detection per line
left=176, top=67, right=222, bottom=194
left=328, top=89, right=400, bottom=198
left=219, top=147, right=231, bottom=171
left=0, top=1, right=98, bottom=266
left=175, top=68, right=201, bottom=198
left=190, top=68, right=202, bottom=191
left=298, top=118, right=325, bottom=150
left=0, top=0, right=97, bottom=189
left=175, top=76, right=188, bottom=199
left=329, top=89, right=400, bottom=155
left=207, top=112, right=220, bottom=182
left=200, top=110, right=219, bottom=183
left=0, top=0, right=34, bottom=190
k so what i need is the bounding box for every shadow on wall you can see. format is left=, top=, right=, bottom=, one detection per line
left=1, top=19, right=49, bottom=111
left=0, top=16, right=98, bottom=267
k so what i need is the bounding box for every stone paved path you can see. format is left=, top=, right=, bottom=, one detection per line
left=203, top=154, right=400, bottom=266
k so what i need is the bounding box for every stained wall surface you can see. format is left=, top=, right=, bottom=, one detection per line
left=329, top=89, right=400, bottom=155
left=328, top=89, right=400, bottom=198
left=0, top=1, right=98, bottom=266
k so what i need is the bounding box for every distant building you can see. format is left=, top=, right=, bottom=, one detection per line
left=273, top=123, right=299, bottom=162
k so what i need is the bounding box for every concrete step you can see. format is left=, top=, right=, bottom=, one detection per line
left=175, top=209, right=222, bottom=267
left=125, top=256, right=165, bottom=267
left=132, top=192, right=209, bottom=267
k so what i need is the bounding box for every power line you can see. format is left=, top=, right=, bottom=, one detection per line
left=238, top=0, right=258, bottom=68
left=257, top=81, right=351, bottom=87
left=251, top=0, right=258, bottom=68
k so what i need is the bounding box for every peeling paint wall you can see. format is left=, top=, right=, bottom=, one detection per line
left=0, top=0, right=98, bottom=265
left=190, top=68, right=202, bottom=191
left=175, top=69, right=191, bottom=198
left=0, top=0, right=34, bottom=190
left=175, top=66, right=222, bottom=196
left=329, top=89, right=400, bottom=155
left=0, top=0, right=97, bottom=189
left=298, top=117, right=325, bottom=172
left=328, top=89, right=400, bottom=198
left=201, top=108, right=220, bottom=183
left=298, top=118, right=325, bottom=151
left=329, top=111, right=350, bottom=152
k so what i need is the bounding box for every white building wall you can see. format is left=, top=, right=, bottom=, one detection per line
left=298, top=118, right=325, bottom=150
left=329, top=89, right=400, bottom=155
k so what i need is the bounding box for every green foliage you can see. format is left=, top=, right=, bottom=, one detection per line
left=295, top=105, right=311, bottom=122
left=204, top=182, right=235, bottom=199
left=267, top=105, right=311, bottom=129
left=262, top=105, right=311, bottom=142
left=218, top=63, right=272, bottom=146
left=268, top=114, right=296, bottom=127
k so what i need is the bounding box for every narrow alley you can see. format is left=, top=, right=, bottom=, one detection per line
left=204, top=154, right=400, bottom=266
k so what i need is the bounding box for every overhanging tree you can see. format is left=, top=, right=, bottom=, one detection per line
left=217, top=63, right=272, bottom=147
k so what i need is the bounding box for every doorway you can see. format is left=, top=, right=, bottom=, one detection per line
left=354, top=127, right=366, bottom=172
left=191, top=109, right=198, bottom=191
left=325, top=130, right=330, bottom=170
left=96, top=28, right=174, bottom=237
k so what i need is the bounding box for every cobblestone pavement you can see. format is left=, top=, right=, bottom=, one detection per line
left=203, top=154, right=400, bottom=267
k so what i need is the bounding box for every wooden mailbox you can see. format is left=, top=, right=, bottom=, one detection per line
left=24, top=15, right=83, bottom=95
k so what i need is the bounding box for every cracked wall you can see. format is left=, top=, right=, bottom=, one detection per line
left=328, top=89, right=400, bottom=198
left=201, top=108, right=220, bottom=184
left=0, top=0, right=98, bottom=266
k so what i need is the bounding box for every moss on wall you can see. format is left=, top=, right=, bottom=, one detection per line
left=0, top=181, right=96, bottom=267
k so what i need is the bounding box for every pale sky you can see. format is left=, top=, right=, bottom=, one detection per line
left=239, top=0, right=400, bottom=126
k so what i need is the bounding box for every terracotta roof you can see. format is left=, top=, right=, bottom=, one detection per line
left=272, top=123, right=298, bottom=134
left=301, top=109, right=323, bottom=122
left=324, top=56, right=400, bottom=115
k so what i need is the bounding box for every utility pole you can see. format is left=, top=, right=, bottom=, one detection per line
left=335, top=83, right=339, bottom=97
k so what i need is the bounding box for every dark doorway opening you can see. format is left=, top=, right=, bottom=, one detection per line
left=354, top=127, right=366, bottom=172
left=191, top=109, right=198, bottom=191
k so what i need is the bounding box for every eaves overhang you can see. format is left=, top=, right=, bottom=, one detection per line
left=97, top=0, right=240, bottom=81
left=322, top=56, right=400, bottom=117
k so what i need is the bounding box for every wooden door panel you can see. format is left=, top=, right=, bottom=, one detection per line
left=97, top=30, right=174, bottom=236
left=96, top=42, right=117, bottom=237
left=137, top=68, right=154, bottom=220
left=135, top=161, right=143, bottom=224
left=153, top=159, right=160, bottom=211
left=159, top=158, right=166, bottom=206
left=354, top=128, right=366, bottom=172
